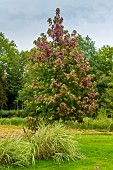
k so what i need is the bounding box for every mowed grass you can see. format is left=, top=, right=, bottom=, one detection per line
left=0, top=125, right=113, bottom=170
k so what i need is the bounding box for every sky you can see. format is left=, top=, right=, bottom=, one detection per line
left=0, top=0, right=113, bottom=51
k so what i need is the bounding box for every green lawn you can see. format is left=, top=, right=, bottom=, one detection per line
left=1, top=132, right=113, bottom=170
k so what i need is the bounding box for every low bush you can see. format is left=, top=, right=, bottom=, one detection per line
left=0, top=117, right=25, bottom=126
left=0, top=110, right=26, bottom=118
left=90, top=118, right=112, bottom=131
left=65, top=116, right=113, bottom=131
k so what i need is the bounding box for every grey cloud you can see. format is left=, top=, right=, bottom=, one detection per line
left=62, top=2, right=113, bottom=24
left=0, top=0, right=113, bottom=51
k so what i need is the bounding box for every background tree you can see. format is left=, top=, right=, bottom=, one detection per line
left=22, top=8, right=98, bottom=122
left=77, top=34, right=97, bottom=59
left=0, top=32, right=25, bottom=110
left=0, top=61, right=7, bottom=109
left=91, top=45, right=113, bottom=116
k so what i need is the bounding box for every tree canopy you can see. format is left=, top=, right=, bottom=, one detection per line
left=20, top=8, right=98, bottom=122
left=0, top=32, right=26, bottom=109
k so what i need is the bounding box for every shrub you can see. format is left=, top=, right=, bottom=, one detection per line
left=91, top=117, right=112, bottom=131
left=0, top=110, right=26, bottom=118
left=0, top=117, right=25, bottom=126
left=65, top=116, right=113, bottom=131
left=0, top=110, right=15, bottom=118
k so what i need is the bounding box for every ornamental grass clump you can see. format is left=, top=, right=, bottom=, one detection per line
left=32, top=123, right=83, bottom=163
left=0, top=136, right=35, bottom=167
left=0, top=123, right=83, bottom=167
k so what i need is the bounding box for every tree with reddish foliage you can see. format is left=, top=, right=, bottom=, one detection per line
left=24, top=8, right=98, bottom=122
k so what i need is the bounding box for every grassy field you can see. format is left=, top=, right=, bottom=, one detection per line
left=0, top=125, right=113, bottom=170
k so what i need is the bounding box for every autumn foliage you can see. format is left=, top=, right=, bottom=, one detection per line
left=26, top=8, right=98, bottom=122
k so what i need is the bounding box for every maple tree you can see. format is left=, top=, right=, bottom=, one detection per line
left=23, top=8, right=98, bottom=122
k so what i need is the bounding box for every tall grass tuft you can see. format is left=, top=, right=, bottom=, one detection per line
left=32, top=123, right=83, bottom=163
left=0, top=136, right=35, bottom=167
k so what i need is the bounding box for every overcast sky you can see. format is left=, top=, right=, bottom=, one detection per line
left=1, top=0, right=113, bottom=51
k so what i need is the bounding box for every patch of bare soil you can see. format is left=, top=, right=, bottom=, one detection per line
left=0, top=125, right=24, bottom=138
left=1, top=125, right=113, bottom=139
